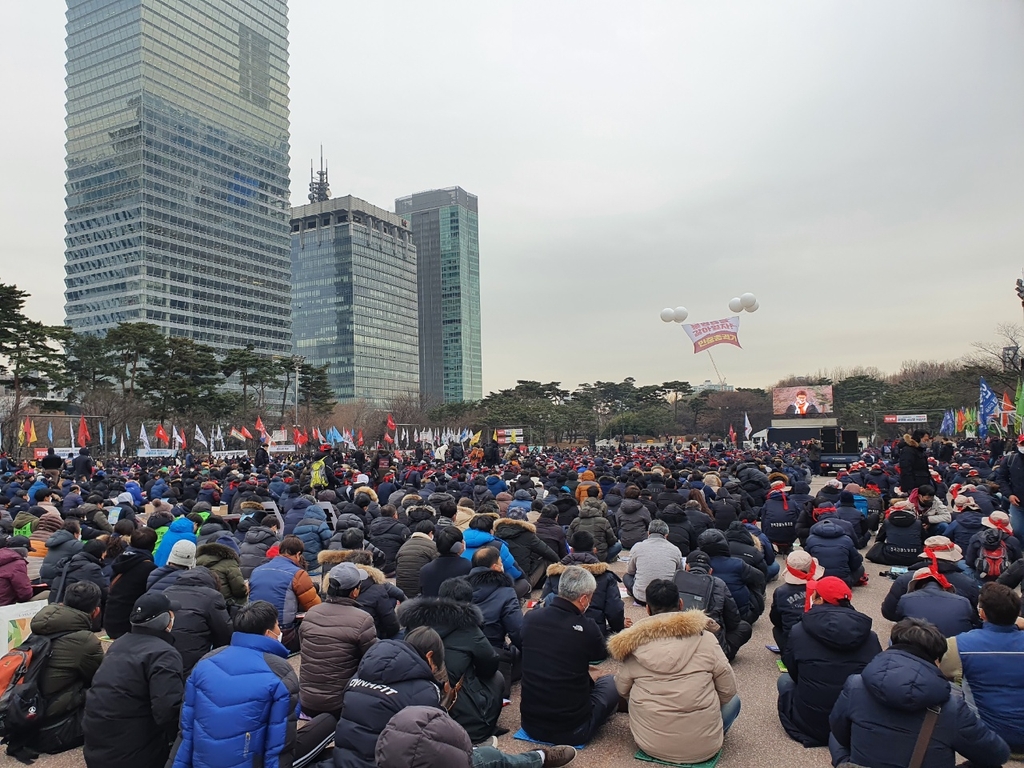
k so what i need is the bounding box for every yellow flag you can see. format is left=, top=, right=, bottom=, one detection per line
left=492, top=429, right=497, bottom=442
left=470, top=430, right=481, bottom=446
left=509, top=430, right=517, bottom=444
left=29, top=420, right=37, bottom=444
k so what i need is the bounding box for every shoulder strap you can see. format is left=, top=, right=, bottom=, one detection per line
left=907, top=705, right=941, bottom=768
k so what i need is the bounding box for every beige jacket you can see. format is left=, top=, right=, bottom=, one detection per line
left=609, top=610, right=737, bottom=764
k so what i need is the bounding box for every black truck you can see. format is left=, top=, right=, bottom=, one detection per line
left=766, top=425, right=861, bottom=474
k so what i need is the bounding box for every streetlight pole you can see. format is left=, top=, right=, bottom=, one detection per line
left=294, top=357, right=303, bottom=427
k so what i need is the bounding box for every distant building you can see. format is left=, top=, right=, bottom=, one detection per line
left=693, top=379, right=735, bottom=394
left=62, top=0, right=292, bottom=354
left=290, top=196, right=419, bottom=406
left=395, top=187, right=482, bottom=404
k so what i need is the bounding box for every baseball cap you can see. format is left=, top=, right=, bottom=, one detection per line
left=810, top=576, right=852, bottom=606
left=130, top=592, right=180, bottom=625
left=328, top=562, right=363, bottom=590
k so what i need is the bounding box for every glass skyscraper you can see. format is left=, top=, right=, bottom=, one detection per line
left=63, top=0, right=292, bottom=354
left=290, top=196, right=420, bottom=406
left=395, top=187, right=482, bottom=404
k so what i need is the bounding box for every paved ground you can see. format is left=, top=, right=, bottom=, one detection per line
left=12, top=476, right=1024, bottom=768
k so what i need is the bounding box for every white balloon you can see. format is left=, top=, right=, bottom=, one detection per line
left=660, top=308, right=675, bottom=323
left=746, top=300, right=759, bottom=312
left=673, top=306, right=688, bottom=322
left=728, top=297, right=743, bottom=313
left=740, top=293, right=756, bottom=309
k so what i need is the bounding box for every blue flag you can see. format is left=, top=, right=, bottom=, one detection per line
left=979, top=377, right=999, bottom=438
left=939, top=409, right=954, bottom=436
left=47, top=422, right=53, bottom=443
left=98, top=422, right=104, bottom=447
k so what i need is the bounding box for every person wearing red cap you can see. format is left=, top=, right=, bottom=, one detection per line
left=777, top=576, right=882, bottom=747
left=995, top=435, right=1024, bottom=535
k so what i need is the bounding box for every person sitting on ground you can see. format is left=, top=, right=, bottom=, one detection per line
left=940, top=495, right=985, bottom=553
left=332, top=527, right=386, bottom=569
left=804, top=516, right=867, bottom=587
left=611, top=578, right=739, bottom=765
left=777, top=576, right=882, bottom=747
left=8, top=582, right=104, bottom=758
left=318, top=548, right=405, bottom=639
left=239, top=512, right=279, bottom=579
left=623, top=519, right=683, bottom=605
left=770, top=551, right=824, bottom=655
left=146, top=539, right=196, bottom=593
left=567, top=488, right=621, bottom=563
left=161, top=565, right=233, bottom=674
left=195, top=536, right=247, bottom=610
left=171, top=600, right=337, bottom=768
left=865, top=500, right=925, bottom=566
left=368, top=504, right=409, bottom=577
left=40, top=519, right=83, bottom=582
left=83, top=592, right=184, bottom=768
left=374, top=705, right=577, bottom=768
left=398, top=576, right=503, bottom=745
left=520, top=565, right=618, bottom=746
left=880, top=535, right=980, bottom=623
left=893, top=564, right=978, bottom=638
left=965, top=510, right=1021, bottom=583
left=418, top=525, right=472, bottom=598
left=675, top=550, right=752, bottom=660
left=103, top=527, right=158, bottom=639
left=151, top=515, right=197, bottom=567
left=542, top=530, right=627, bottom=636
left=761, top=480, right=799, bottom=551
left=697, top=528, right=766, bottom=624
left=940, top=583, right=1024, bottom=754
left=494, top=510, right=559, bottom=589
left=462, top=514, right=530, bottom=599
left=467, top=546, right=523, bottom=701
left=0, top=535, right=32, bottom=607
left=830, top=617, right=1010, bottom=768
left=395, top=520, right=437, bottom=599
left=248, top=535, right=321, bottom=651
left=299, top=562, right=377, bottom=719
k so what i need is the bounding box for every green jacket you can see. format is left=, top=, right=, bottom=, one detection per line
left=29, top=603, right=104, bottom=719
left=195, top=542, right=247, bottom=606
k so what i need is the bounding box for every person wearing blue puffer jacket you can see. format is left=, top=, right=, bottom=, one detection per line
left=804, top=518, right=865, bottom=587
left=293, top=504, right=332, bottom=575
left=152, top=516, right=197, bottom=567
left=945, top=496, right=986, bottom=552
left=697, top=529, right=765, bottom=624
left=283, top=495, right=316, bottom=535
left=461, top=514, right=529, bottom=598
left=761, top=481, right=800, bottom=553
left=171, top=600, right=337, bottom=768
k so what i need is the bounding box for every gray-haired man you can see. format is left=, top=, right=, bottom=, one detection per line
left=520, top=565, right=619, bottom=746
left=623, top=519, right=684, bottom=604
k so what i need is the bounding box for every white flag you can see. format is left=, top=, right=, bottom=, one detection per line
left=120, top=435, right=125, bottom=455
left=172, top=426, right=182, bottom=447
left=70, top=421, right=76, bottom=449
left=194, top=425, right=209, bottom=448
left=744, top=413, right=752, bottom=439
left=140, top=424, right=151, bottom=451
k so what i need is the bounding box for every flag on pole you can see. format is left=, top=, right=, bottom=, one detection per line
left=357, top=429, right=364, bottom=447
left=47, top=422, right=53, bottom=444
left=154, top=423, right=169, bottom=445
left=125, top=424, right=130, bottom=440
left=939, top=409, right=954, bottom=436
left=194, top=426, right=208, bottom=448
left=111, top=428, right=117, bottom=446
left=78, top=416, right=91, bottom=447
left=120, top=435, right=125, bottom=455
left=743, top=413, right=752, bottom=440
left=979, top=378, right=998, bottom=438
left=98, top=421, right=104, bottom=447
left=255, top=416, right=267, bottom=443
left=1001, top=392, right=1014, bottom=429
left=240, top=426, right=254, bottom=440
left=384, top=431, right=394, bottom=444
left=470, top=430, right=481, bottom=446
left=70, top=420, right=76, bottom=449
left=229, top=427, right=246, bottom=442
left=24, top=418, right=36, bottom=445
left=386, top=414, right=396, bottom=431
left=728, top=424, right=737, bottom=444
left=140, top=424, right=151, bottom=450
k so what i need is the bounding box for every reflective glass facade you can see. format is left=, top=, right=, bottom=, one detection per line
left=63, top=0, right=292, bottom=353
left=290, top=197, right=420, bottom=406
left=395, top=188, right=482, bottom=404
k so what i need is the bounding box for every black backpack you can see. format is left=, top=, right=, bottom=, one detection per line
left=0, top=631, right=72, bottom=739
left=676, top=571, right=716, bottom=613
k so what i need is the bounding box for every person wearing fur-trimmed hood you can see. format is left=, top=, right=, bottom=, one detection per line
left=610, top=578, right=739, bottom=765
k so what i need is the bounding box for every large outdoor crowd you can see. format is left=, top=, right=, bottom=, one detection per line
left=0, top=427, right=1022, bottom=768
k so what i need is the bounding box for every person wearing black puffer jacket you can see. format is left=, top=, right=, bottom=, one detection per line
left=541, top=531, right=626, bottom=636
left=239, top=516, right=279, bottom=579
left=103, top=528, right=158, bottom=640
left=834, top=492, right=870, bottom=548
left=534, top=505, right=568, bottom=560
left=160, top=566, right=232, bottom=674
left=709, top=487, right=740, bottom=531
left=804, top=518, right=865, bottom=587
left=777, top=577, right=882, bottom=748
left=615, top=487, right=651, bottom=549
left=493, top=515, right=558, bottom=589
left=657, top=503, right=699, bottom=556
left=697, top=529, right=765, bottom=624
left=866, top=501, right=925, bottom=566
left=368, top=506, right=409, bottom=577
left=761, top=482, right=800, bottom=551
left=398, top=581, right=503, bottom=745
left=724, top=521, right=768, bottom=578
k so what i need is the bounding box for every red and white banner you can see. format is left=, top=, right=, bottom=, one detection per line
left=681, top=316, right=741, bottom=354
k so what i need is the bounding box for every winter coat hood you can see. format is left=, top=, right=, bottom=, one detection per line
left=860, top=648, right=950, bottom=711
left=580, top=498, right=608, bottom=517
left=800, top=604, right=875, bottom=652
left=398, top=597, right=484, bottom=633
left=494, top=518, right=536, bottom=535
left=809, top=519, right=847, bottom=539
left=196, top=541, right=240, bottom=564
left=546, top=558, right=609, bottom=578
left=608, top=609, right=708, bottom=663
left=357, top=638, right=439, bottom=688
left=375, top=706, right=472, bottom=768
left=45, top=529, right=77, bottom=549
left=29, top=602, right=93, bottom=635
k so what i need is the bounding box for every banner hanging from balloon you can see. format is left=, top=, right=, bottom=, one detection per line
left=681, top=316, right=742, bottom=354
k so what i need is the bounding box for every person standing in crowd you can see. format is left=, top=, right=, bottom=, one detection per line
left=610, top=579, right=739, bottom=765
left=171, top=600, right=336, bottom=768
left=898, top=430, right=932, bottom=492
left=995, top=434, right=1024, bottom=534
left=83, top=593, right=184, bottom=768
left=520, top=565, right=618, bottom=746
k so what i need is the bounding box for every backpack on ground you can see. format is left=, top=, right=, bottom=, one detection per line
left=0, top=631, right=71, bottom=739
left=975, top=529, right=1010, bottom=579
left=310, top=459, right=328, bottom=489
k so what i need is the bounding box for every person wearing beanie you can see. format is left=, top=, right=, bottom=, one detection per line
left=300, top=562, right=377, bottom=719
left=84, top=592, right=184, bottom=768
left=770, top=551, right=825, bottom=655
left=146, top=539, right=197, bottom=593
left=152, top=515, right=197, bottom=567
left=777, top=576, right=882, bottom=747
left=674, top=549, right=751, bottom=660
left=419, top=525, right=472, bottom=598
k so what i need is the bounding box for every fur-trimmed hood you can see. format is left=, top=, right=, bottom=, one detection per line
left=354, top=486, right=378, bottom=503
left=902, top=434, right=920, bottom=448
left=608, top=609, right=709, bottom=660
left=493, top=518, right=536, bottom=534
left=195, top=541, right=240, bottom=563
left=398, top=597, right=484, bottom=632
left=466, top=566, right=514, bottom=590
left=546, top=560, right=609, bottom=577
left=317, top=549, right=386, bottom=583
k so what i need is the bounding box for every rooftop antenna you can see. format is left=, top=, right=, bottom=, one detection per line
left=308, top=145, right=330, bottom=203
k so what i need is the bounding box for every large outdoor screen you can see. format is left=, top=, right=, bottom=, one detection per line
left=773, top=385, right=834, bottom=416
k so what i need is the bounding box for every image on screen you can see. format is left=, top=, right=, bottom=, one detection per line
left=773, top=385, right=834, bottom=416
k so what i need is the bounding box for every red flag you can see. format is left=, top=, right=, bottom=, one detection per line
left=384, top=432, right=394, bottom=444
left=357, top=429, right=364, bottom=447
left=178, top=427, right=186, bottom=450
left=154, top=423, right=169, bottom=445
left=386, top=414, right=396, bottom=431
left=78, top=415, right=91, bottom=447
left=293, top=427, right=301, bottom=444
left=728, top=425, right=737, bottom=444
left=255, top=416, right=266, bottom=436
left=301, top=429, right=309, bottom=446
left=240, top=426, right=254, bottom=440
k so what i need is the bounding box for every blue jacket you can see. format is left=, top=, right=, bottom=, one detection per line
left=706, top=553, right=764, bottom=617
left=829, top=649, right=1009, bottom=768
left=125, top=481, right=145, bottom=506
left=955, top=623, right=1024, bottom=749
left=895, top=582, right=976, bottom=638
left=466, top=566, right=524, bottom=649
left=283, top=497, right=314, bottom=536
left=150, top=478, right=169, bottom=500
left=152, top=517, right=197, bottom=567
left=268, top=479, right=287, bottom=499
left=945, top=509, right=985, bottom=552
left=331, top=640, right=441, bottom=768
left=761, top=492, right=800, bottom=545
left=292, top=506, right=331, bottom=570
left=249, top=557, right=303, bottom=628
left=805, top=520, right=863, bottom=585
left=461, top=529, right=523, bottom=579
left=485, top=476, right=508, bottom=496
left=172, top=632, right=298, bottom=768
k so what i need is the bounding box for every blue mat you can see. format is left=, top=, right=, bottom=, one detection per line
left=512, top=728, right=586, bottom=750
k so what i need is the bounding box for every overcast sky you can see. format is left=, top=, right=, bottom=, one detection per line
left=2, top=1, right=1022, bottom=395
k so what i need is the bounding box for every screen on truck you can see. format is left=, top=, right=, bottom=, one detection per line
left=773, top=385, right=833, bottom=416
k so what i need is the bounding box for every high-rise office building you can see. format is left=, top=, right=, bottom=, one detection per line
left=395, top=187, right=482, bottom=404
left=63, top=0, right=292, bottom=354
left=290, top=196, right=420, bottom=405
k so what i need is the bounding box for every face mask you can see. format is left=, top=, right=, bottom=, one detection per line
left=1018, top=446, right=1024, bottom=455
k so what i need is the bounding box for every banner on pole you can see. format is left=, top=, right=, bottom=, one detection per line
left=681, top=317, right=741, bottom=354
